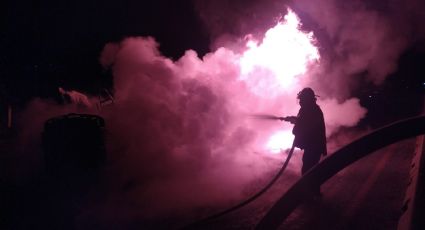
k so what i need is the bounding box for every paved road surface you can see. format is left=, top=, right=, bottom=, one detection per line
left=1, top=137, right=416, bottom=229
left=192, top=138, right=415, bottom=230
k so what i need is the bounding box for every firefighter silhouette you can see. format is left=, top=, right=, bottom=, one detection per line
left=283, top=87, right=327, bottom=197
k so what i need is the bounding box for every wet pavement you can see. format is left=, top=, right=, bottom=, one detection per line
left=190, top=138, right=416, bottom=230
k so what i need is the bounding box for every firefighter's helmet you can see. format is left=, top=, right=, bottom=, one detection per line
left=297, top=87, right=316, bottom=101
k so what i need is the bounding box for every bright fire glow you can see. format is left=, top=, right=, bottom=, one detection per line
left=266, top=130, right=294, bottom=154
left=238, top=9, right=320, bottom=152
left=240, top=9, right=320, bottom=94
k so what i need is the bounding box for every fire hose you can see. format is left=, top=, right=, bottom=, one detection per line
left=180, top=114, right=295, bottom=229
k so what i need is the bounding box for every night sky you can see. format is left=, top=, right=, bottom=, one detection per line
left=1, top=0, right=210, bottom=102
left=1, top=0, right=425, bottom=125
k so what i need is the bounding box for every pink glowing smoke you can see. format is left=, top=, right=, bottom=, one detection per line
left=91, top=9, right=366, bottom=218
left=291, top=0, right=425, bottom=98
left=194, top=0, right=425, bottom=100
left=16, top=7, right=371, bottom=224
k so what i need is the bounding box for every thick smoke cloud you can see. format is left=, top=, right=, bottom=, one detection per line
left=18, top=29, right=367, bottom=225
left=22, top=0, right=425, bottom=225
left=193, top=0, right=425, bottom=98
left=98, top=37, right=288, bottom=217
left=88, top=33, right=367, bottom=222
left=9, top=1, right=424, bottom=229
left=292, top=0, right=425, bottom=98
left=87, top=0, right=424, bottom=220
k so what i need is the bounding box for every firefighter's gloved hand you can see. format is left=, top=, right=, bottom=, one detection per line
left=282, top=116, right=297, bottom=124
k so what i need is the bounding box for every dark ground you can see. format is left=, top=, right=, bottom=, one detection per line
left=0, top=129, right=418, bottom=230
left=184, top=138, right=416, bottom=230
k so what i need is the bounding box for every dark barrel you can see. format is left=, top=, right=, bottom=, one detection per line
left=42, top=113, right=106, bottom=178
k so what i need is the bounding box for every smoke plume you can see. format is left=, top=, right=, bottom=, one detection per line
left=93, top=0, right=423, bottom=221
left=194, top=0, right=425, bottom=98
left=91, top=30, right=367, bottom=221
left=18, top=32, right=367, bottom=226
left=16, top=0, right=425, bottom=226
left=291, top=0, right=425, bottom=98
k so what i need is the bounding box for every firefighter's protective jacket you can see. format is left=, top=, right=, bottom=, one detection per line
left=292, top=103, right=326, bottom=155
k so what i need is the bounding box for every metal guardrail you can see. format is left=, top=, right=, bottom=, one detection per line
left=412, top=136, right=425, bottom=230
left=256, top=116, right=425, bottom=230
left=409, top=135, right=425, bottom=230
left=397, top=135, right=424, bottom=230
